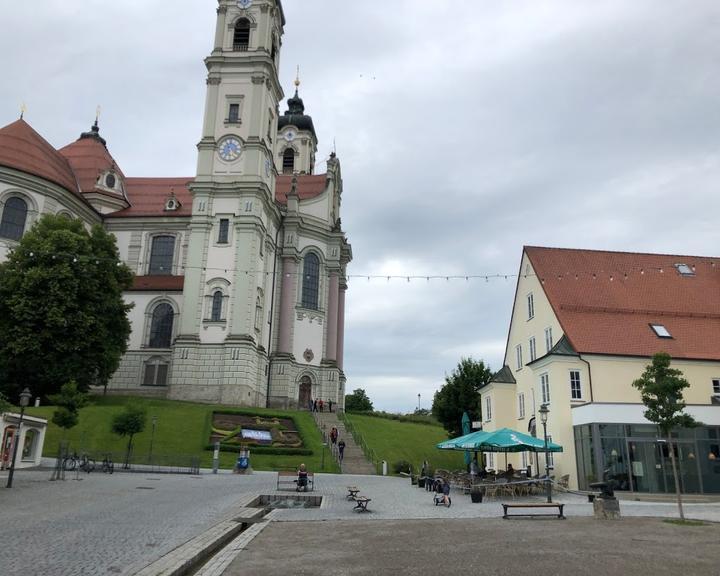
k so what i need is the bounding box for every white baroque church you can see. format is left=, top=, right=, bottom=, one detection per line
left=0, top=0, right=352, bottom=409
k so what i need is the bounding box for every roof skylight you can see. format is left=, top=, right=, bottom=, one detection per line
left=674, top=263, right=694, bottom=276
left=650, top=324, right=672, bottom=338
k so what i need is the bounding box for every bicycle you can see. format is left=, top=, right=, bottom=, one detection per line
left=79, top=454, right=95, bottom=473
left=101, top=454, right=114, bottom=474
left=62, top=452, right=79, bottom=471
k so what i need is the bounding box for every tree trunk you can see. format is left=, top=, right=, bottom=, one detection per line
left=124, top=435, right=134, bottom=470
left=667, top=433, right=685, bottom=520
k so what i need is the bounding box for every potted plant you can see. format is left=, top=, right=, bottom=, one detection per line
left=470, top=484, right=483, bottom=503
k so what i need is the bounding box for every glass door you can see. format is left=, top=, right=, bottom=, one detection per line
left=660, top=441, right=701, bottom=494
left=628, top=441, right=665, bottom=493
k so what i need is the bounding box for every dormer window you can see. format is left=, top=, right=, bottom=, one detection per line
left=105, top=173, right=116, bottom=189
left=233, top=19, right=250, bottom=51
left=164, top=192, right=181, bottom=212
left=282, top=148, right=295, bottom=174
left=650, top=324, right=672, bottom=338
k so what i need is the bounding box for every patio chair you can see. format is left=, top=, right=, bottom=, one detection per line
left=485, top=478, right=508, bottom=499
left=556, top=474, right=570, bottom=491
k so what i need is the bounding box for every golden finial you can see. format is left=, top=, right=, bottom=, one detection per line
left=20, top=102, right=26, bottom=120
left=294, top=65, right=300, bottom=89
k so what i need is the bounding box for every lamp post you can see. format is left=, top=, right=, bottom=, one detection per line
left=417, top=393, right=421, bottom=411
left=6, top=388, right=32, bottom=489
left=148, top=416, right=158, bottom=463
left=538, top=403, right=552, bottom=503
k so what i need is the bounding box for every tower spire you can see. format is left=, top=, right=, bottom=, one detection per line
left=19, top=102, right=26, bottom=120
left=294, top=65, right=301, bottom=94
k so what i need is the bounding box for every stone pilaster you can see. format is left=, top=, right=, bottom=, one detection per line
left=277, top=257, right=297, bottom=354
left=337, top=279, right=347, bottom=371
left=325, top=272, right=339, bottom=363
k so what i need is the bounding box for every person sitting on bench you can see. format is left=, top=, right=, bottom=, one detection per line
left=297, top=463, right=309, bottom=492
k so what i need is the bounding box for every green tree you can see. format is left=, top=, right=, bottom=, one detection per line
left=0, top=215, right=134, bottom=400
left=0, top=391, right=11, bottom=414
left=111, top=405, right=147, bottom=469
left=48, top=381, right=88, bottom=437
left=433, top=357, right=492, bottom=437
left=345, top=388, right=374, bottom=412
left=632, top=352, right=699, bottom=520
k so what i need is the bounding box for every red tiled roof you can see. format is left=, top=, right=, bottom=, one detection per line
left=0, top=119, right=80, bottom=195
left=108, top=178, right=193, bottom=218
left=59, top=136, right=125, bottom=196
left=526, top=246, right=720, bottom=361
left=275, top=174, right=327, bottom=203
left=130, top=275, right=184, bottom=291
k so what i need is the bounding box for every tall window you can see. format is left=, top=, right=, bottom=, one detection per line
left=515, top=344, right=523, bottom=370
left=547, top=436, right=555, bottom=466
left=485, top=396, right=492, bottom=421
left=488, top=453, right=495, bottom=469
left=529, top=337, right=537, bottom=362
left=218, top=219, right=229, bottom=244
left=149, top=235, right=175, bottom=275
left=714, top=379, right=720, bottom=394
left=143, top=357, right=169, bottom=386
left=0, top=197, right=28, bottom=241
left=541, top=373, right=551, bottom=404
left=518, top=393, right=525, bottom=419
left=211, top=291, right=223, bottom=322
left=233, top=19, right=250, bottom=50
left=282, top=148, right=295, bottom=174
left=228, top=103, right=240, bottom=124
left=527, top=293, right=534, bottom=319
left=301, top=252, right=320, bottom=309
left=149, top=303, right=174, bottom=348
left=544, top=326, right=553, bottom=353
left=570, top=370, right=582, bottom=400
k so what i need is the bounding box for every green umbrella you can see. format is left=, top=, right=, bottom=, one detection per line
left=461, top=411, right=472, bottom=465
left=436, top=427, right=563, bottom=453
left=436, top=430, right=489, bottom=450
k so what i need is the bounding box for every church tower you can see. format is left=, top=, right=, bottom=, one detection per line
left=276, top=73, right=318, bottom=175
left=170, top=0, right=287, bottom=405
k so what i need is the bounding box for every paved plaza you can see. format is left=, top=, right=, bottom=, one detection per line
left=0, top=468, right=719, bottom=575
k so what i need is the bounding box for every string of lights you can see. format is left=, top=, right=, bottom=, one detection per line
left=7, top=247, right=718, bottom=284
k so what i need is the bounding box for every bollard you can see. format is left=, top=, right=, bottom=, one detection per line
left=382, top=460, right=388, bottom=476
left=212, top=442, right=220, bottom=474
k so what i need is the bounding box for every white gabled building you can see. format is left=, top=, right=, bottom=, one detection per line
left=483, top=246, right=720, bottom=494
left=0, top=0, right=352, bottom=410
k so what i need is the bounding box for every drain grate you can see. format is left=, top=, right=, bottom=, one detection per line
left=136, top=486, right=156, bottom=490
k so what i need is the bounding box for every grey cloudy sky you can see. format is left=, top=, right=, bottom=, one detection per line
left=2, top=1, right=720, bottom=412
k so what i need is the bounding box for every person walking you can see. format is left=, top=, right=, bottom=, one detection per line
left=338, top=439, right=346, bottom=462
left=312, top=399, right=318, bottom=413
left=319, top=399, right=324, bottom=412
left=328, top=398, right=333, bottom=413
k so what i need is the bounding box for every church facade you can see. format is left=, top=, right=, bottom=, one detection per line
left=0, top=0, right=352, bottom=409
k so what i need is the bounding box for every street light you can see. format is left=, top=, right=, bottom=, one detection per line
left=148, top=416, right=158, bottom=463
left=6, top=388, right=32, bottom=489
left=417, top=393, right=421, bottom=411
left=538, top=403, right=552, bottom=503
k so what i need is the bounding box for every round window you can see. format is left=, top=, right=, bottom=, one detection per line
left=105, top=174, right=116, bottom=188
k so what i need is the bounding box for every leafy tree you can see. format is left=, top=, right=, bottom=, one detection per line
left=345, top=388, right=374, bottom=412
left=48, top=381, right=88, bottom=436
left=632, top=352, right=699, bottom=520
left=111, top=405, right=147, bottom=469
left=0, top=215, right=134, bottom=400
left=433, top=357, right=492, bottom=437
left=0, top=391, right=11, bottom=414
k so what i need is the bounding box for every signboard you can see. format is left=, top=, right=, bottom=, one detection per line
left=241, top=429, right=272, bottom=443
left=472, top=421, right=482, bottom=429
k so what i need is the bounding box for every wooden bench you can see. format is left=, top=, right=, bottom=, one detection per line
left=276, top=470, right=314, bottom=491
left=502, top=502, right=565, bottom=519
left=352, top=497, right=371, bottom=512
left=346, top=486, right=360, bottom=500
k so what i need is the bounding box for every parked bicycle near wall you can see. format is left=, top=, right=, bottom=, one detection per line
left=101, top=454, right=114, bottom=474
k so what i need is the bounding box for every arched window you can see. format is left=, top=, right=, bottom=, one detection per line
left=149, top=235, right=175, bottom=275
left=0, top=197, right=28, bottom=241
left=282, top=148, right=295, bottom=174
left=233, top=19, right=250, bottom=51
left=211, top=291, right=223, bottom=322
left=149, top=303, right=174, bottom=348
left=301, top=252, right=320, bottom=309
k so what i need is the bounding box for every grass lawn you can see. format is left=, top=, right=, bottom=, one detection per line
left=25, top=395, right=339, bottom=473
left=344, top=413, right=466, bottom=475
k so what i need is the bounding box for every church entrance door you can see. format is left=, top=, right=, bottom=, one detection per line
left=298, top=377, right=312, bottom=410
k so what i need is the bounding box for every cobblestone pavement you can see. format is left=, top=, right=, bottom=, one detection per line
left=1, top=469, right=718, bottom=576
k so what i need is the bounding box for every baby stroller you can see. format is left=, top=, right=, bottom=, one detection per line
left=432, top=478, right=451, bottom=507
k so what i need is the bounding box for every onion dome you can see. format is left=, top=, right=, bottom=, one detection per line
left=278, top=81, right=317, bottom=138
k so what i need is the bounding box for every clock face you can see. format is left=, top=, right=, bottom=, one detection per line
left=218, top=137, right=242, bottom=162
left=237, top=0, right=252, bottom=9
left=284, top=130, right=296, bottom=142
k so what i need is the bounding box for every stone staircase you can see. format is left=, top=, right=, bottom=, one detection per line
left=313, top=411, right=377, bottom=475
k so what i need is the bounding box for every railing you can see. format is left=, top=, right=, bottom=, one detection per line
left=339, top=412, right=381, bottom=474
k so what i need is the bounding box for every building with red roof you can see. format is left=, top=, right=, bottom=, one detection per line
left=0, top=0, right=352, bottom=410
left=481, top=246, right=720, bottom=494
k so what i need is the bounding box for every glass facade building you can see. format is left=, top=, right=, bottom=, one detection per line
left=575, top=424, right=720, bottom=494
